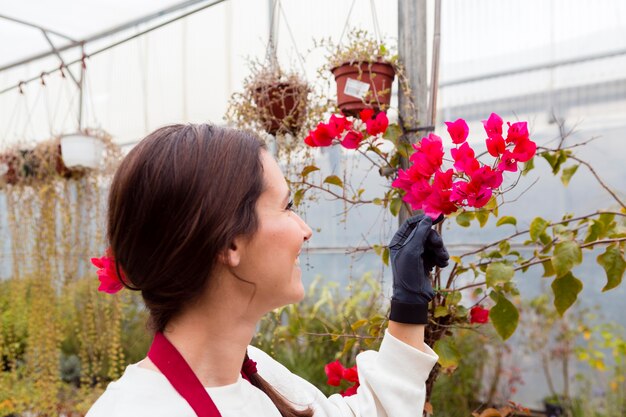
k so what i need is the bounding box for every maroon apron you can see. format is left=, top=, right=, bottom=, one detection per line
left=147, top=332, right=255, bottom=417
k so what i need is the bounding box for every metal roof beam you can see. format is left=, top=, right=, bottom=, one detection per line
left=0, top=0, right=216, bottom=73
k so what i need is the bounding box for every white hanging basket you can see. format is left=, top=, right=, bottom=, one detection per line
left=60, top=133, right=105, bottom=169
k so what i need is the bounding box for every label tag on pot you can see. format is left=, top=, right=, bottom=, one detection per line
left=344, top=78, right=370, bottom=99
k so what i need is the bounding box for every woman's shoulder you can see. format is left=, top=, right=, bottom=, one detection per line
left=86, top=363, right=195, bottom=417
left=247, top=345, right=319, bottom=404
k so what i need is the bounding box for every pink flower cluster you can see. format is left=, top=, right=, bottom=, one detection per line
left=392, top=113, right=537, bottom=219
left=324, top=360, right=360, bottom=397
left=305, top=109, right=389, bottom=149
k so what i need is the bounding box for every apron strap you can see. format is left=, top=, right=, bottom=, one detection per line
left=148, top=332, right=222, bottom=417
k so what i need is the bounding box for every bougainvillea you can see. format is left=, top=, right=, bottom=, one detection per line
left=324, top=360, right=360, bottom=397
left=305, top=111, right=538, bottom=220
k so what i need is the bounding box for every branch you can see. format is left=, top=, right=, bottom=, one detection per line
left=299, top=179, right=379, bottom=205
left=566, top=154, right=626, bottom=210
left=459, top=211, right=626, bottom=259
left=302, top=332, right=379, bottom=340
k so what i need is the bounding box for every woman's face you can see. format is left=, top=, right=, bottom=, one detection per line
left=230, top=150, right=313, bottom=311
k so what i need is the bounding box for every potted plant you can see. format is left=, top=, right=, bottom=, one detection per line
left=60, top=132, right=105, bottom=170
left=227, top=61, right=309, bottom=136
left=0, top=148, right=19, bottom=185
left=326, top=29, right=397, bottom=116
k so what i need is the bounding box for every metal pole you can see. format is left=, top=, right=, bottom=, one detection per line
left=398, top=0, right=428, bottom=225
left=428, top=0, right=442, bottom=128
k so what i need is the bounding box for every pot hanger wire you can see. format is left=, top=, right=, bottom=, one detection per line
left=338, top=0, right=383, bottom=46
left=265, top=0, right=307, bottom=76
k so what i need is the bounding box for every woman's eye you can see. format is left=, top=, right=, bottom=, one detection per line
left=285, top=200, right=294, bottom=211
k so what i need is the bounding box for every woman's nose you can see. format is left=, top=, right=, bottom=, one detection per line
left=297, top=214, right=313, bottom=241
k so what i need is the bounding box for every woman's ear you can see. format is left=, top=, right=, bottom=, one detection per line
left=218, top=239, right=243, bottom=268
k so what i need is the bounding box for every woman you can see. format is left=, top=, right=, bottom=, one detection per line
left=87, top=123, right=448, bottom=417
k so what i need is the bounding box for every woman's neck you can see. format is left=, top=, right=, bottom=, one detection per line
left=140, top=286, right=261, bottom=387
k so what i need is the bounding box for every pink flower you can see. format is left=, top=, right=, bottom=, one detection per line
left=404, top=178, right=432, bottom=210
left=324, top=361, right=345, bottom=387
left=391, top=165, right=427, bottom=191
left=340, top=130, right=364, bottom=149
left=482, top=113, right=503, bottom=138
left=451, top=168, right=498, bottom=209
left=486, top=134, right=506, bottom=157
left=451, top=142, right=479, bottom=174
left=328, top=114, right=352, bottom=137
left=505, top=121, right=529, bottom=145
left=410, top=133, right=444, bottom=177
left=432, top=168, right=454, bottom=191
left=359, top=108, right=375, bottom=122
left=511, top=137, right=537, bottom=162
left=90, top=250, right=125, bottom=294
left=365, top=112, right=389, bottom=136
left=471, top=166, right=503, bottom=189
left=342, top=365, right=359, bottom=383
left=341, top=382, right=359, bottom=397
left=423, top=189, right=457, bottom=218
left=445, top=119, right=469, bottom=144
left=451, top=180, right=491, bottom=208
left=497, top=150, right=518, bottom=172
left=308, top=123, right=335, bottom=147
left=340, top=365, right=359, bottom=397
left=470, top=305, right=490, bottom=324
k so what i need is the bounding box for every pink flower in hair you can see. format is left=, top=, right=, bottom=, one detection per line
left=90, top=248, right=125, bottom=294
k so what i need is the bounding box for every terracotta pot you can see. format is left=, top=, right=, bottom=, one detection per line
left=0, top=152, right=19, bottom=185
left=252, top=82, right=308, bottom=135
left=331, top=61, right=395, bottom=116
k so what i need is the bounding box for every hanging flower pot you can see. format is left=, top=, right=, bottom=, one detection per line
left=252, top=81, right=308, bottom=135
left=331, top=61, right=395, bottom=117
left=60, top=133, right=105, bottom=169
left=0, top=150, right=19, bottom=185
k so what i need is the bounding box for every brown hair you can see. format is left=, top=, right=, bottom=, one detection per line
left=107, top=124, right=313, bottom=417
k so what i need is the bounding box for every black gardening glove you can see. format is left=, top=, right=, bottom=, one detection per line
left=388, top=214, right=450, bottom=324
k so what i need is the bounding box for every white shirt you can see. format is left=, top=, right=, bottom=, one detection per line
left=86, top=330, right=438, bottom=417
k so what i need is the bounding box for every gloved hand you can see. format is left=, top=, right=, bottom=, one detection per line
left=388, top=213, right=450, bottom=324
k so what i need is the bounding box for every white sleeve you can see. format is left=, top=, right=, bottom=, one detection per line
left=249, top=329, right=439, bottom=417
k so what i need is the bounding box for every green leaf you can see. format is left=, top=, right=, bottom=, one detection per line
left=551, top=240, right=582, bottom=277
left=434, top=305, right=449, bottom=318
left=498, top=240, right=510, bottom=255
left=561, top=164, right=579, bottom=186
left=597, top=244, right=625, bottom=292
left=541, top=258, right=556, bottom=277
left=484, top=196, right=499, bottom=218
left=293, top=189, right=305, bottom=207
left=301, top=165, right=320, bottom=177
left=530, top=217, right=549, bottom=242
left=496, top=216, right=517, bottom=227
left=382, top=246, right=390, bottom=266
left=447, top=290, right=462, bottom=306
left=551, top=272, right=583, bottom=316
left=490, top=292, right=519, bottom=340
left=598, top=213, right=616, bottom=230
left=434, top=336, right=460, bottom=368
left=542, top=150, right=568, bottom=174
left=486, top=262, right=515, bottom=288
left=456, top=211, right=474, bottom=227
left=389, top=197, right=402, bottom=217
left=475, top=210, right=490, bottom=227
left=383, top=123, right=402, bottom=143
left=351, top=319, right=368, bottom=331
left=323, top=175, right=343, bottom=187
left=522, top=157, right=535, bottom=176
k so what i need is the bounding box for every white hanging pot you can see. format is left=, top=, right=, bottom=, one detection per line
left=60, top=133, right=105, bottom=169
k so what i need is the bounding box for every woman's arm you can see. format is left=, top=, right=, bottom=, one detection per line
left=387, top=321, right=426, bottom=353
